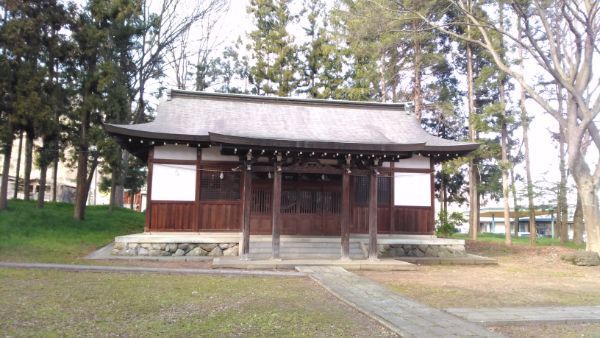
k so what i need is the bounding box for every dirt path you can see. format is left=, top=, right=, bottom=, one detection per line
left=360, top=242, right=600, bottom=308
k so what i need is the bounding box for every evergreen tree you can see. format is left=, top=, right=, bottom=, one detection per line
left=247, top=0, right=299, bottom=96
left=298, top=0, right=344, bottom=99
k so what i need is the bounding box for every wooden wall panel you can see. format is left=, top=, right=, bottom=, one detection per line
left=392, top=206, right=434, bottom=234
left=250, top=215, right=272, bottom=235
left=149, top=202, right=196, bottom=231
left=198, top=203, right=241, bottom=231
left=351, top=206, right=368, bottom=234
left=350, top=206, right=392, bottom=234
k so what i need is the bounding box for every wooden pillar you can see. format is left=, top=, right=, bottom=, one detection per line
left=341, top=169, right=351, bottom=260
left=241, top=168, right=252, bottom=260
left=368, top=169, right=378, bottom=260
left=271, top=163, right=282, bottom=259
left=144, top=148, right=154, bottom=233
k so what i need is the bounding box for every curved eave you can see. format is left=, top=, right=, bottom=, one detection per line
left=104, top=124, right=209, bottom=143
left=208, top=132, right=426, bottom=153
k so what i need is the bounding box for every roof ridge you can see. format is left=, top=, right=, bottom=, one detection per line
left=167, top=88, right=414, bottom=112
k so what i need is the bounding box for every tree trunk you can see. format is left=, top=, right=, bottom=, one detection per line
left=23, top=132, right=33, bottom=201
left=577, top=178, right=600, bottom=253
left=466, top=35, right=478, bottom=240
left=115, top=150, right=128, bottom=208
left=573, top=194, right=584, bottom=245
left=130, top=191, right=135, bottom=210
left=52, top=155, right=58, bottom=202
left=469, top=162, right=479, bottom=239
left=36, top=161, right=48, bottom=209
left=558, top=130, right=569, bottom=243
left=85, top=156, right=98, bottom=202
left=517, top=20, right=536, bottom=245
left=522, top=111, right=537, bottom=244
left=440, top=169, right=447, bottom=216
left=497, top=3, right=511, bottom=245
left=413, top=20, right=423, bottom=121
left=13, top=130, right=23, bottom=199
left=510, top=168, right=520, bottom=237
left=0, top=128, right=14, bottom=211
left=73, top=111, right=90, bottom=220
left=109, top=172, right=117, bottom=212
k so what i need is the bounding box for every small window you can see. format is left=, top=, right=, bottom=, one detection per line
left=378, top=176, right=391, bottom=205
left=353, top=176, right=369, bottom=204
left=353, top=176, right=391, bottom=206
left=200, top=171, right=241, bottom=201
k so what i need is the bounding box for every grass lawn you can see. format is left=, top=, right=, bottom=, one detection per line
left=0, top=268, right=393, bottom=337
left=0, top=200, right=144, bottom=263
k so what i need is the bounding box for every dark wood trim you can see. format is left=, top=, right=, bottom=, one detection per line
left=195, top=148, right=201, bottom=232
left=341, top=170, right=350, bottom=259
left=271, top=164, right=282, bottom=259
left=152, top=159, right=197, bottom=165
left=390, top=162, right=395, bottom=233
left=151, top=200, right=196, bottom=204
left=368, top=170, right=378, bottom=260
left=144, top=148, right=154, bottom=232
left=241, top=169, right=252, bottom=259
left=430, top=159, right=435, bottom=233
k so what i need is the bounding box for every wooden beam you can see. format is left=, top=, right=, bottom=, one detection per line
left=341, top=169, right=350, bottom=260
left=368, top=169, right=378, bottom=260
left=241, top=168, right=252, bottom=259
left=271, top=164, right=282, bottom=259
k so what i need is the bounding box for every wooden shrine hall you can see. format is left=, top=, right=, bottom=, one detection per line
left=106, top=89, right=478, bottom=260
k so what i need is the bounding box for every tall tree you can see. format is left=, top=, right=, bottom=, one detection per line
left=247, top=0, right=299, bottom=96
left=419, top=1, right=600, bottom=252
left=0, top=2, right=15, bottom=211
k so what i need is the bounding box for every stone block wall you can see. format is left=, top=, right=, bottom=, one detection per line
left=112, top=242, right=239, bottom=257
left=380, top=244, right=466, bottom=258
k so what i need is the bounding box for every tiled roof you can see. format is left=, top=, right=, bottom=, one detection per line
left=106, top=89, right=478, bottom=154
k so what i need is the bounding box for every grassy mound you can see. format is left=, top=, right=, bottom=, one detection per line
left=0, top=200, right=144, bottom=263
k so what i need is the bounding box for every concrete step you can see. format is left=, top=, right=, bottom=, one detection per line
left=249, top=240, right=366, bottom=259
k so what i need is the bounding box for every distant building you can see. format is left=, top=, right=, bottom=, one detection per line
left=0, top=134, right=109, bottom=205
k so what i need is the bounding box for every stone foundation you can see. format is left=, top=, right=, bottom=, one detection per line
left=380, top=244, right=466, bottom=258
left=111, top=242, right=239, bottom=257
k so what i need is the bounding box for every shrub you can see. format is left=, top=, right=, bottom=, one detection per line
left=435, top=210, right=465, bottom=237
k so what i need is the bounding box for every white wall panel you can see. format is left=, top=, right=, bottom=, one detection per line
left=395, top=155, right=430, bottom=169
left=151, top=164, right=196, bottom=201
left=153, top=145, right=197, bottom=160
left=394, top=172, right=431, bottom=206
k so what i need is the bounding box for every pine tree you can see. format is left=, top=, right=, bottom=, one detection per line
left=247, top=0, right=299, bottom=96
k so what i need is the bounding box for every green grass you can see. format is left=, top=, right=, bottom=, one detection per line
left=453, top=232, right=585, bottom=249
left=0, top=268, right=392, bottom=337
left=0, top=200, right=144, bottom=263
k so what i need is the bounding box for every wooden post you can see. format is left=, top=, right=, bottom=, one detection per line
left=241, top=168, right=252, bottom=260
left=341, top=168, right=351, bottom=260
left=368, top=169, right=378, bottom=260
left=144, top=148, right=154, bottom=233
left=271, top=162, right=282, bottom=259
